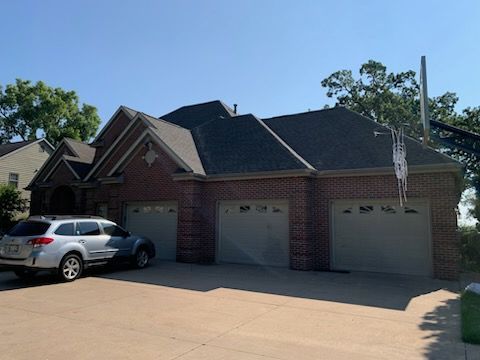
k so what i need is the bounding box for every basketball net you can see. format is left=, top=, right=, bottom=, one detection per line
left=391, top=127, right=408, bottom=206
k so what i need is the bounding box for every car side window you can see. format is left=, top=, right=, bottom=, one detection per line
left=101, top=223, right=127, bottom=237
left=77, top=222, right=101, bottom=236
left=54, top=223, right=75, bottom=236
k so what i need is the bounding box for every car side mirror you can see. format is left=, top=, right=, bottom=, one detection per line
left=124, top=231, right=131, bottom=238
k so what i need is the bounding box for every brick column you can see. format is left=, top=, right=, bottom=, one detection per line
left=177, top=180, right=204, bottom=263
left=289, top=177, right=315, bottom=270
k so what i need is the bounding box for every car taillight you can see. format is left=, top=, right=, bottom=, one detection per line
left=27, top=237, right=54, bottom=247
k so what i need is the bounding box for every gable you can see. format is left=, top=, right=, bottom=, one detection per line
left=94, top=120, right=148, bottom=178
left=92, top=107, right=137, bottom=161
left=29, top=142, right=74, bottom=185
left=106, top=128, right=190, bottom=177
left=44, top=159, right=79, bottom=183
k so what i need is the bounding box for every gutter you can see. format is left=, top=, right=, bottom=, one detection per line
left=172, top=163, right=463, bottom=182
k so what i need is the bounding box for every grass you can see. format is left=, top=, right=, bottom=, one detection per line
left=461, top=291, right=480, bottom=344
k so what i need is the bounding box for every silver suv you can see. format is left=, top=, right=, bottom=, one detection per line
left=0, top=216, right=156, bottom=282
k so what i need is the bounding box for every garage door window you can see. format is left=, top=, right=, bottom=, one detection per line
left=341, top=207, right=353, bottom=214
left=359, top=205, right=374, bottom=214
left=405, top=206, right=419, bottom=214
left=381, top=205, right=396, bottom=214
left=240, top=205, right=251, bottom=213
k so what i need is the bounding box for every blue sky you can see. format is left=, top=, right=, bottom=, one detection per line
left=1, top=0, right=479, bottom=127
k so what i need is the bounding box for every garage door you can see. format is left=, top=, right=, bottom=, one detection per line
left=125, top=202, right=177, bottom=260
left=218, top=201, right=289, bottom=267
left=332, top=201, right=432, bottom=276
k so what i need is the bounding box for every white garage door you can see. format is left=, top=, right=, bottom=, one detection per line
left=218, top=201, right=289, bottom=267
left=332, top=200, right=432, bottom=276
left=125, top=202, right=177, bottom=260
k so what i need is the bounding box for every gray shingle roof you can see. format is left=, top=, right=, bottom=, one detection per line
left=64, top=138, right=96, bottom=164
left=263, top=107, right=459, bottom=172
left=141, top=113, right=205, bottom=175
left=160, top=100, right=235, bottom=130
left=191, top=114, right=308, bottom=175
left=0, top=140, right=37, bottom=158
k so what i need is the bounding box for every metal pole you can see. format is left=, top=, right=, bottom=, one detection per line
left=420, top=56, right=430, bottom=147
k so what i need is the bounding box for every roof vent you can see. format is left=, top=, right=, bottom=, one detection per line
left=233, top=104, right=238, bottom=114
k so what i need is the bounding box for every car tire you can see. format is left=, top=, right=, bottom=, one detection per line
left=14, top=269, right=37, bottom=279
left=58, top=254, right=83, bottom=282
left=131, top=247, right=149, bottom=269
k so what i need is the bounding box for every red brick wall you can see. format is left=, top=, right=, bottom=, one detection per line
left=314, top=173, right=460, bottom=280
left=85, top=140, right=182, bottom=226
left=200, top=177, right=315, bottom=269
left=94, top=111, right=132, bottom=162
left=95, top=121, right=146, bottom=178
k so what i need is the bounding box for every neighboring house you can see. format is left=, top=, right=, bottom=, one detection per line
left=28, top=101, right=463, bottom=279
left=0, top=139, right=54, bottom=207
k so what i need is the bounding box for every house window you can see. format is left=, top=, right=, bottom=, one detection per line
left=8, top=173, right=19, bottom=188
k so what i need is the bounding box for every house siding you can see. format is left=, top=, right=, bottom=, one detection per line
left=0, top=141, right=52, bottom=202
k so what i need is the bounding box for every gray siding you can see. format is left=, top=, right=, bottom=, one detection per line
left=0, top=141, right=52, bottom=204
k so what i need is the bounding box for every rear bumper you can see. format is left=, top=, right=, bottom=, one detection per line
left=0, top=252, right=59, bottom=269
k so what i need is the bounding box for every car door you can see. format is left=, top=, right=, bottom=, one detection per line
left=100, top=222, right=130, bottom=258
left=76, top=221, right=111, bottom=260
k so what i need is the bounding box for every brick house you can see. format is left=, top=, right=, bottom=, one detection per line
left=28, top=101, right=463, bottom=279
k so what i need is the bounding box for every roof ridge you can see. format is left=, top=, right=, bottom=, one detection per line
left=256, top=118, right=315, bottom=170
left=64, top=137, right=92, bottom=146
left=140, top=111, right=190, bottom=131
left=264, top=106, right=345, bottom=121
left=0, top=139, right=36, bottom=145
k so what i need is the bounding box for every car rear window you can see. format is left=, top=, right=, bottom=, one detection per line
left=77, top=222, right=100, bottom=236
left=8, top=221, right=50, bottom=236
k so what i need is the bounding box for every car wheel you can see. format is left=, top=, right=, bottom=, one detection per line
left=58, top=254, right=83, bottom=282
left=132, top=247, right=149, bottom=269
left=14, top=269, right=37, bottom=279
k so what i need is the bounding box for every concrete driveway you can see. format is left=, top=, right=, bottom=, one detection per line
left=0, top=261, right=475, bottom=360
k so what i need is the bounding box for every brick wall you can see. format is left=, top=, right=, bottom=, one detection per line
left=315, top=172, right=460, bottom=280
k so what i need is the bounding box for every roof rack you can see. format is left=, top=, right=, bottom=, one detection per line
left=27, top=215, right=105, bottom=221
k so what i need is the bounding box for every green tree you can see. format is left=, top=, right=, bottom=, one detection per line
left=321, top=60, right=480, bottom=224
left=0, top=185, right=28, bottom=231
left=0, top=79, right=101, bottom=145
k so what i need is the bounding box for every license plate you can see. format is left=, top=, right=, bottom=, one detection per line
left=7, top=245, right=19, bottom=253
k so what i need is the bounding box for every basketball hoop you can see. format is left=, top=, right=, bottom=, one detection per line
left=391, top=127, right=408, bottom=206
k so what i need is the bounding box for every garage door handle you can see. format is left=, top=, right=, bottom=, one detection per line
left=79, top=240, right=86, bottom=244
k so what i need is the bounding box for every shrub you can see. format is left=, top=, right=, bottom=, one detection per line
left=460, top=226, right=480, bottom=272
left=0, top=184, right=28, bottom=232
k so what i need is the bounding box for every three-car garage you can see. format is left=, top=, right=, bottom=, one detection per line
left=122, top=198, right=433, bottom=277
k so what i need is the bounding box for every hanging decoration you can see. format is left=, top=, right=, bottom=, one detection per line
left=391, top=127, right=408, bottom=206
